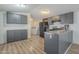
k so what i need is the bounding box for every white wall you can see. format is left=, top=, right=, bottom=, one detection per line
left=27, top=14, right=32, bottom=38
left=0, top=12, right=6, bottom=44
left=0, top=11, right=32, bottom=44
left=69, top=11, right=79, bottom=44
left=31, top=18, right=42, bottom=35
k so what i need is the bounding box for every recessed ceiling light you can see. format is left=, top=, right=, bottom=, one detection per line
left=40, top=9, right=50, bottom=15
left=16, top=4, right=26, bottom=8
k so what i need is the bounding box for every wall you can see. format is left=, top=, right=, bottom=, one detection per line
left=31, top=18, right=42, bottom=35
left=0, top=11, right=32, bottom=44
left=69, top=11, right=79, bottom=44
left=0, top=12, right=6, bottom=44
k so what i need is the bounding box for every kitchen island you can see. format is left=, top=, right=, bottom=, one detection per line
left=44, top=30, right=73, bottom=54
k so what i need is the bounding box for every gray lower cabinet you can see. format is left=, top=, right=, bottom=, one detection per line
left=7, top=30, right=27, bottom=43
left=44, top=31, right=72, bottom=54
left=59, top=32, right=69, bottom=54
left=58, top=31, right=72, bottom=54
left=44, top=33, right=59, bottom=54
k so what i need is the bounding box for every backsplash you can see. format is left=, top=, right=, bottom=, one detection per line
left=49, top=22, right=64, bottom=30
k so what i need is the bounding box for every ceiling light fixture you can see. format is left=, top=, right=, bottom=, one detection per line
left=16, top=4, right=26, bottom=8
left=40, top=9, right=50, bottom=15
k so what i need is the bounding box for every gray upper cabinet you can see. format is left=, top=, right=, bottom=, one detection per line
left=7, top=12, right=21, bottom=24
left=48, top=16, right=60, bottom=25
left=21, top=15, right=27, bottom=24
left=48, top=12, right=73, bottom=25
left=60, top=12, right=73, bottom=24
left=7, top=12, right=27, bottom=24
left=48, top=17, right=52, bottom=25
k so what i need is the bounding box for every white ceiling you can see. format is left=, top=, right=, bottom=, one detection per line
left=31, top=4, right=79, bottom=19
left=0, top=4, right=38, bottom=12
left=0, top=4, right=79, bottom=19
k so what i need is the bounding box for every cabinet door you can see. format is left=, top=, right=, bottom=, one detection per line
left=20, top=30, right=27, bottom=40
left=67, top=31, right=73, bottom=45
left=44, top=33, right=58, bottom=54
left=14, top=30, right=22, bottom=41
left=60, top=14, right=66, bottom=24
left=7, top=12, right=21, bottom=24
left=7, top=30, right=27, bottom=43
left=66, top=12, right=73, bottom=24
left=48, top=17, right=54, bottom=25
left=59, top=31, right=72, bottom=54
left=7, top=30, right=21, bottom=43
left=60, top=12, right=73, bottom=24
left=59, top=33, right=66, bottom=54
left=7, top=30, right=15, bottom=43
left=21, top=15, right=27, bottom=24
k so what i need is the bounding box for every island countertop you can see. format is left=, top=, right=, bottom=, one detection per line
left=44, top=30, right=72, bottom=35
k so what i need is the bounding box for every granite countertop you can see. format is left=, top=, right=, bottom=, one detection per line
left=45, top=30, right=71, bottom=34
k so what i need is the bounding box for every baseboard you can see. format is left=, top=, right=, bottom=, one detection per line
left=73, top=42, right=79, bottom=45
left=0, top=43, right=7, bottom=46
